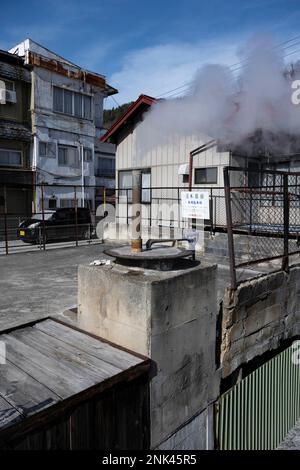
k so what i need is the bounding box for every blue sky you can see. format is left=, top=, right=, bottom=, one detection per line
left=2, top=0, right=300, bottom=105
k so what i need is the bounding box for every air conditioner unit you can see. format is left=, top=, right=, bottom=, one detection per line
left=0, top=89, right=6, bottom=104
left=5, top=90, right=17, bottom=103
left=0, top=89, right=17, bottom=104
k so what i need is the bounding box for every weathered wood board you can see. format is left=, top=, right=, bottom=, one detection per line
left=0, top=318, right=150, bottom=449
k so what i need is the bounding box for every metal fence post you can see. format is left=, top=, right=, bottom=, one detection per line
left=150, top=187, right=152, bottom=227
left=224, top=167, right=237, bottom=289
left=282, top=173, right=289, bottom=271
left=177, top=188, right=180, bottom=230
left=249, top=188, right=253, bottom=233
left=126, top=189, right=129, bottom=226
left=74, top=186, right=78, bottom=247
left=41, top=184, right=46, bottom=251
left=3, top=186, right=8, bottom=255
left=210, top=188, right=213, bottom=237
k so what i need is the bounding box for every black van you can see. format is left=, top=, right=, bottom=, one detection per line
left=18, top=208, right=93, bottom=244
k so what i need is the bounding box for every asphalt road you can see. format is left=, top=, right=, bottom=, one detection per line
left=0, top=243, right=112, bottom=332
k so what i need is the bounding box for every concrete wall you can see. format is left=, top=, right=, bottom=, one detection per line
left=221, top=264, right=300, bottom=378
left=157, top=406, right=214, bottom=450
left=78, top=261, right=220, bottom=449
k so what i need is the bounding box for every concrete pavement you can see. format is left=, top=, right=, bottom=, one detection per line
left=0, top=243, right=112, bottom=331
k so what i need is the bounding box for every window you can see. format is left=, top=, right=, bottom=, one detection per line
left=0, top=149, right=22, bottom=166
left=74, top=92, right=82, bottom=117
left=53, top=87, right=63, bottom=113
left=53, top=86, right=92, bottom=119
left=60, top=199, right=77, bottom=208
left=64, top=89, right=73, bottom=115
left=84, top=148, right=93, bottom=162
left=97, top=157, right=115, bottom=176
left=142, top=171, right=151, bottom=203
left=0, top=79, right=15, bottom=91
left=194, top=167, right=218, bottom=184
left=39, top=141, right=56, bottom=158
left=119, top=171, right=132, bottom=201
left=48, top=198, right=57, bottom=209
left=84, top=95, right=91, bottom=119
left=118, top=169, right=151, bottom=203
left=58, top=145, right=79, bottom=168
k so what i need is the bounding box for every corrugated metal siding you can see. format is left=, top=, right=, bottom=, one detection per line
left=216, top=343, right=300, bottom=450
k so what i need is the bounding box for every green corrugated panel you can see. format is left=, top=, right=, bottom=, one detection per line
left=216, top=342, right=300, bottom=450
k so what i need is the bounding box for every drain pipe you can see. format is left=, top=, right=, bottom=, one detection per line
left=131, top=169, right=142, bottom=252
left=188, top=140, right=216, bottom=190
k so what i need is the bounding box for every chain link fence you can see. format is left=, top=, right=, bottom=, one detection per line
left=224, top=167, right=300, bottom=288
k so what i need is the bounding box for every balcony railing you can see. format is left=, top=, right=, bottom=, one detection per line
left=95, top=169, right=115, bottom=178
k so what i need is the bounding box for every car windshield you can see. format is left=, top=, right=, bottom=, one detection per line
left=31, top=212, right=54, bottom=221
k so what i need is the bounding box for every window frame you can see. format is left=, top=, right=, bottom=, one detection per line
left=83, top=147, right=93, bottom=162
left=58, top=145, right=79, bottom=168
left=0, top=148, right=22, bottom=167
left=53, top=86, right=93, bottom=120
left=39, top=141, right=56, bottom=159
left=118, top=169, right=151, bottom=204
left=194, top=167, right=218, bottom=185
left=1, top=79, right=15, bottom=91
left=97, top=156, right=115, bottom=176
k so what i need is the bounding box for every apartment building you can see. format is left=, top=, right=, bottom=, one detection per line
left=0, top=49, right=33, bottom=218
left=9, top=39, right=117, bottom=211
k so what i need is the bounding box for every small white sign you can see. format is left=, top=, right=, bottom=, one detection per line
left=181, top=191, right=210, bottom=219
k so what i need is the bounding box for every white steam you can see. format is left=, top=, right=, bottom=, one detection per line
left=137, top=35, right=300, bottom=158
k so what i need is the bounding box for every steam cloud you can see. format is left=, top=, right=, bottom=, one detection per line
left=137, top=35, right=300, bottom=158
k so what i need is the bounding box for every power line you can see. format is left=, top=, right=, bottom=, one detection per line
left=154, top=34, right=300, bottom=99
left=156, top=81, right=192, bottom=98
left=110, top=95, right=121, bottom=107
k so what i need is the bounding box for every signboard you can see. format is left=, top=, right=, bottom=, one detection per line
left=181, top=191, right=210, bottom=219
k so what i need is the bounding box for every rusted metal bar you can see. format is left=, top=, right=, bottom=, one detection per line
left=188, top=151, right=193, bottom=191
left=249, top=188, right=253, bottom=233
left=177, top=188, right=180, bottom=229
left=282, top=174, right=289, bottom=271
left=210, top=188, right=213, bottom=237
left=41, top=185, right=46, bottom=251
left=224, top=167, right=237, bottom=289
left=131, top=169, right=142, bottom=252
left=74, top=186, right=78, bottom=247
left=188, top=140, right=216, bottom=190
left=126, top=189, right=129, bottom=226
left=3, top=186, right=8, bottom=255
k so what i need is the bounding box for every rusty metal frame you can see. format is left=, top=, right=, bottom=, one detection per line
left=223, top=166, right=300, bottom=289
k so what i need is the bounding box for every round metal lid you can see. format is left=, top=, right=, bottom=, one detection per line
left=104, top=244, right=193, bottom=261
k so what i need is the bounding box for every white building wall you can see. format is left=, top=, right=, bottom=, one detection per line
left=115, top=118, right=232, bottom=228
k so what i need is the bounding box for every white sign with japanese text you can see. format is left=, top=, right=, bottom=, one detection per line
left=181, top=191, right=210, bottom=219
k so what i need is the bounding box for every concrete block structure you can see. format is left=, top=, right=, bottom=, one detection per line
left=78, top=260, right=220, bottom=449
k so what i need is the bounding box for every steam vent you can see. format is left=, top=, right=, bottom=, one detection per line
left=105, top=243, right=195, bottom=270
left=78, top=234, right=218, bottom=449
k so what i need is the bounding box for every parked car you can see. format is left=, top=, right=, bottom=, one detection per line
left=18, top=208, right=93, bottom=244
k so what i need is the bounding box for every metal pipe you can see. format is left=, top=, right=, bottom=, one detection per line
left=188, top=150, right=193, bottom=191
left=188, top=140, right=216, bottom=190
left=3, top=186, right=8, bottom=255
left=131, top=169, right=142, bottom=252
